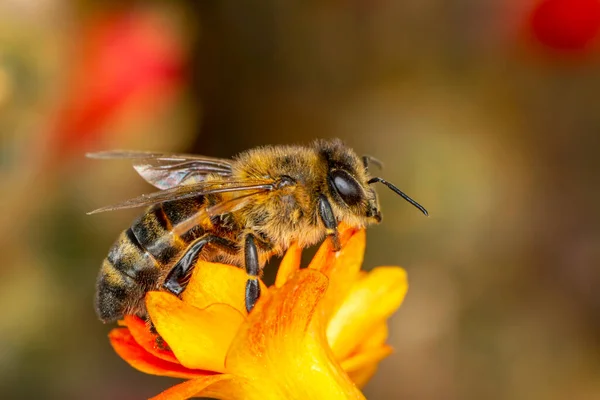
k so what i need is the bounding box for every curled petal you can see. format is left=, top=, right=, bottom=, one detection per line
left=147, top=292, right=245, bottom=372
left=327, top=267, right=408, bottom=360
left=352, top=322, right=389, bottom=355
left=109, top=328, right=209, bottom=379
left=149, top=374, right=246, bottom=400
left=340, top=323, right=391, bottom=389
left=226, top=269, right=365, bottom=400
left=182, top=261, right=266, bottom=315
left=274, top=242, right=302, bottom=288
left=123, top=315, right=178, bottom=363
left=347, top=364, right=378, bottom=390
left=343, top=345, right=393, bottom=389
left=342, top=323, right=389, bottom=388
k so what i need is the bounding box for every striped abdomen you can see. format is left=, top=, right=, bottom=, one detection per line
left=95, top=197, right=208, bottom=323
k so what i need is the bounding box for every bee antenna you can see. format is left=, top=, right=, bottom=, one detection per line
left=362, top=155, right=384, bottom=171
left=368, top=177, right=429, bottom=216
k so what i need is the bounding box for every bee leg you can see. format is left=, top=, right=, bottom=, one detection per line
left=318, top=195, right=341, bottom=251
left=148, top=321, right=171, bottom=351
left=163, top=235, right=236, bottom=295
left=244, top=234, right=261, bottom=313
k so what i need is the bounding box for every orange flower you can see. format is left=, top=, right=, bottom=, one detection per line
left=108, top=227, right=408, bottom=399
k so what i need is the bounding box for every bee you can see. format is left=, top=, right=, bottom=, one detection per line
left=89, top=139, right=428, bottom=323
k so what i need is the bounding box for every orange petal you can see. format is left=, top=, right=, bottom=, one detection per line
left=274, top=242, right=302, bottom=288
left=123, top=315, right=179, bottom=363
left=316, top=229, right=366, bottom=321
left=226, top=269, right=365, bottom=400
left=146, top=291, right=245, bottom=372
left=327, top=267, right=408, bottom=360
left=317, top=227, right=363, bottom=275
left=109, top=328, right=209, bottom=379
left=182, top=261, right=266, bottom=315
left=307, top=224, right=358, bottom=272
left=307, top=235, right=336, bottom=271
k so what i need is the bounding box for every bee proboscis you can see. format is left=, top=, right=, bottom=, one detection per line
left=89, top=139, right=428, bottom=323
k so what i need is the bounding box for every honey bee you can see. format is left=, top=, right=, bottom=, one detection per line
left=89, top=139, right=428, bottom=323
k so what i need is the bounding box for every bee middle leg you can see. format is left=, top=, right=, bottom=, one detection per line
left=163, top=234, right=237, bottom=295
left=244, top=234, right=261, bottom=313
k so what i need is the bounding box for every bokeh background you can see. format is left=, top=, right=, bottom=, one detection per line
left=2, top=1, right=600, bottom=399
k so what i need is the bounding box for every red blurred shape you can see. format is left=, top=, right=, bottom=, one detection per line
left=530, top=0, right=600, bottom=50
left=51, top=9, right=185, bottom=157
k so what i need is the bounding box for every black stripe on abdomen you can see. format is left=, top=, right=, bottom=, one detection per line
left=131, top=206, right=183, bottom=265
left=125, top=227, right=144, bottom=253
left=107, top=229, right=159, bottom=283
left=161, top=197, right=205, bottom=226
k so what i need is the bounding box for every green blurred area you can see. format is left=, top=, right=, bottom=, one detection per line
left=1, top=1, right=600, bottom=399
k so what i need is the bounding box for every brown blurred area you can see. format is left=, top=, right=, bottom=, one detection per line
left=1, top=1, right=600, bottom=399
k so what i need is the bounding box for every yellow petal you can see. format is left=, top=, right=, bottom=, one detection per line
left=274, top=242, right=301, bottom=288
left=225, top=269, right=365, bottom=400
left=347, top=364, right=378, bottom=390
left=182, top=261, right=267, bottom=315
left=146, top=291, right=245, bottom=372
left=353, top=322, right=388, bottom=353
left=340, top=345, right=393, bottom=374
left=341, top=323, right=390, bottom=388
left=327, top=267, right=408, bottom=360
left=343, top=345, right=392, bottom=389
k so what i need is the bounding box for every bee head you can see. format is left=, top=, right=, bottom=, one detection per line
left=326, top=168, right=381, bottom=223
left=316, top=139, right=428, bottom=227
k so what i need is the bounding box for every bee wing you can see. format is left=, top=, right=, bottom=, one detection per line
left=87, top=179, right=275, bottom=215
left=172, top=190, right=266, bottom=235
left=87, top=151, right=233, bottom=189
left=205, top=190, right=264, bottom=217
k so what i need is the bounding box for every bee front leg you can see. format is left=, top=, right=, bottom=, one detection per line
left=163, top=235, right=237, bottom=295
left=244, top=234, right=261, bottom=313
left=318, top=195, right=340, bottom=251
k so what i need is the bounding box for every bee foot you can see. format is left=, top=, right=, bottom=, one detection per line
left=163, top=279, right=184, bottom=296
left=155, top=335, right=171, bottom=351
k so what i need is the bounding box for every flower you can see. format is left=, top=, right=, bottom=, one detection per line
left=529, top=0, right=600, bottom=51
left=50, top=8, right=185, bottom=157
left=108, top=226, right=408, bottom=399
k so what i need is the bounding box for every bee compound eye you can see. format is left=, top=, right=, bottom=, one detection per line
left=330, top=170, right=363, bottom=206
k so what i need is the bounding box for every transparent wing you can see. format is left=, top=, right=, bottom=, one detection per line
left=205, top=190, right=264, bottom=217
left=87, top=151, right=234, bottom=189
left=172, top=190, right=267, bottom=236
left=87, top=179, right=275, bottom=215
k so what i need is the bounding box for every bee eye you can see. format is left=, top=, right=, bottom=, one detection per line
left=330, top=170, right=363, bottom=206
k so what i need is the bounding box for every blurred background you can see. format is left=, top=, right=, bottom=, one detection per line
left=1, top=1, right=600, bottom=399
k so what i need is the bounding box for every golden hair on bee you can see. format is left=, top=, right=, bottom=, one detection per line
left=88, top=139, right=428, bottom=323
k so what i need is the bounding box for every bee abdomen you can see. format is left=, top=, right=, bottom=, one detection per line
left=96, top=199, right=209, bottom=322
left=95, top=259, right=145, bottom=322
left=95, top=228, right=160, bottom=322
